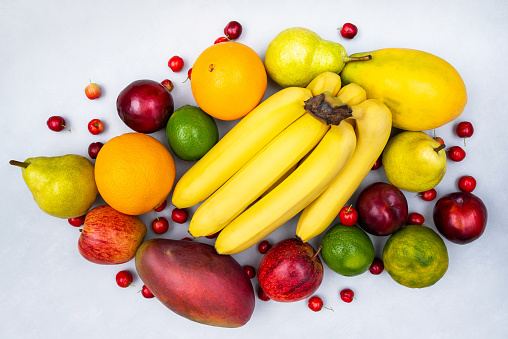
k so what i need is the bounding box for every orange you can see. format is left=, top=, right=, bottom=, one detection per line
left=191, top=41, right=267, bottom=121
left=94, top=133, right=175, bottom=215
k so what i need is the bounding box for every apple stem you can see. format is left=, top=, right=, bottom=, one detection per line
left=434, top=144, right=446, bottom=153
left=313, top=245, right=323, bottom=259
left=9, top=160, right=29, bottom=168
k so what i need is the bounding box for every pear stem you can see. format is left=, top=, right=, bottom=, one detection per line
left=346, top=55, right=372, bottom=62
left=9, top=160, right=29, bottom=168
left=434, top=144, right=446, bottom=153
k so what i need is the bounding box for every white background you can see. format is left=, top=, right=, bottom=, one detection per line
left=1, top=1, right=507, bottom=338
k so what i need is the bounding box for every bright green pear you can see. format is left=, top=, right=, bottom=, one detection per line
left=264, top=27, right=371, bottom=88
left=382, top=132, right=447, bottom=192
left=10, top=154, right=98, bottom=218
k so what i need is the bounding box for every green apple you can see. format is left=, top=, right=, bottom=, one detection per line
left=382, top=131, right=447, bottom=192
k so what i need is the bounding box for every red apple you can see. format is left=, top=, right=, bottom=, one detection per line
left=78, top=205, right=147, bottom=264
left=356, top=182, right=408, bottom=236
left=433, top=192, right=488, bottom=244
left=116, top=79, right=174, bottom=133
left=257, top=238, right=323, bottom=302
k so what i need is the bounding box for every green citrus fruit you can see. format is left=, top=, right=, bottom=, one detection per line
left=382, top=225, right=449, bottom=288
left=166, top=105, right=219, bottom=161
left=320, top=224, right=375, bottom=276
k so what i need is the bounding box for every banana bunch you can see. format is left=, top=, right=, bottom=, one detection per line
left=172, top=71, right=392, bottom=254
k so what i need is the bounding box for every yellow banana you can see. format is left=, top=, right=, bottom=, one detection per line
left=188, top=113, right=329, bottom=238
left=296, top=86, right=392, bottom=242
left=215, top=121, right=357, bottom=255
left=172, top=86, right=312, bottom=208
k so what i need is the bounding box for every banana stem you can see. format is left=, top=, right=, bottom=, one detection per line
left=304, top=92, right=353, bottom=125
left=9, top=160, right=29, bottom=168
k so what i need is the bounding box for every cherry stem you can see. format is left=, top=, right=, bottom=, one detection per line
left=323, top=306, right=334, bottom=312
left=433, top=144, right=446, bottom=153
left=154, top=211, right=160, bottom=220
left=9, top=160, right=29, bottom=168
left=62, top=124, right=71, bottom=132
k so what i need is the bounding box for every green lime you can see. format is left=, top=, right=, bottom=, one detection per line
left=320, top=224, right=375, bottom=277
left=382, top=225, right=448, bottom=288
left=166, top=105, right=219, bottom=161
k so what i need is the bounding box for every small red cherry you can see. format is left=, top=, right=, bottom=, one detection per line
left=371, top=157, right=382, bottom=170
left=168, top=56, right=184, bottom=72
left=224, top=21, right=242, bottom=40
left=308, top=296, right=324, bottom=312
left=88, top=119, right=104, bottom=135
left=214, top=37, right=229, bottom=44
left=257, top=287, right=270, bottom=301
left=187, top=68, right=192, bottom=80
left=68, top=215, right=86, bottom=227
left=456, top=121, right=474, bottom=139
left=152, top=217, right=169, bottom=235
left=340, top=288, right=355, bottom=303
left=339, top=23, right=358, bottom=39
left=155, top=200, right=167, bottom=212
left=85, top=82, right=101, bottom=100
left=180, top=237, right=193, bottom=241
left=243, top=265, right=256, bottom=279
left=116, top=270, right=133, bottom=288
left=88, top=142, right=103, bottom=159
left=205, top=232, right=219, bottom=239
left=141, top=285, right=155, bottom=298
left=171, top=208, right=189, bottom=223
left=47, top=116, right=70, bottom=132
left=161, top=79, right=174, bottom=92
left=407, top=212, right=425, bottom=225
left=434, top=136, right=445, bottom=145
left=369, top=257, right=384, bottom=275
left=458, top=175, right=477, bottom=193
left=447, top=146, right=466, bottom=162
left=419, top=189, right=437, bottom=201
left=339, top=205, right=358, bottom=226
left=258, top=240, right=271, bottom=254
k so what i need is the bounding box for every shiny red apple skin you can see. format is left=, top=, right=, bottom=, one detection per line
left=78, top=205, right=147, bottom=264
left=116, top=79, right=174, bottom=133
left=257, top=238, right=323, bottom=302
left=356, top=182, right=408, bottom=236
left=433, top=192, right=488, bottom=244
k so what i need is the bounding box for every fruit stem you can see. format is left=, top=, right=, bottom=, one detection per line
left=9, top=160, right=29, bottom=168
left=313, top=245, right=323, bottom=259
left=345, top=55, right=372, bottom=63
left=434, top=144, right=446, bottom=153
left=304, top=92, right=353, bottom=125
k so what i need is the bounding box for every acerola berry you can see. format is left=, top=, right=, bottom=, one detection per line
left=141, top=285, right=155, bottom=298
left=369, top=257, right=384, bottom=275
left=214, top=37, right=229, bottom=44
left=168, top=56, right=184, bottom=72
left=434, top=136, right=445, bottom=145
left=161, top=79, right=174, bottom=92
left=447, top=146, right=466, bottom=162
left=371, top=157, right=382, bottom=170
left=88, top=142, right=103, bottom=159
left=419, top=189, right=437, bottom=201
left=339, top=205, right=358, bottom=226
left=258, top=240, right=271, bottom=254
left=88, top=119, right=104, bottom=135
left=257, top=287, right=270, bottom=301
left=205, top=232, right=219, bottom=239
left=407, top=212, right=425, bottom=225
left=456, top=121, right=474, bottom=139
left=152, top=217, right=169, bottom=235
left=308, top=296, right=324, bottom=312
left=171, top=208, right=189, bottom=223
left=154, top=200, right=167, bottom=212
left=47, top=116, right=70, bottom=132
left=243, top=265, right=256, bottom=279
left=116, top=270, right=133, bottom=288
left=340, top=288, right=355, bottom=303
left=85, top=82, right=101, bottom=100
left=458, top=175, right=477, bottom=193
left=224, top=21, right=242, bottom=40
left=187, top=68, right=192, bottom=80
left=68, top=215, right=86, bottom=227
left=339, top=23, right=358, bottom=39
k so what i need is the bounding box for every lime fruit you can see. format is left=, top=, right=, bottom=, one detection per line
left=382, top=225, right=449, bottom=288
left=320, top=224, right=375, bottom=276
left=166, top=105, right=219, bottom=161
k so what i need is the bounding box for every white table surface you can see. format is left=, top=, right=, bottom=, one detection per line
left=1, top=1, right=507, bottom=338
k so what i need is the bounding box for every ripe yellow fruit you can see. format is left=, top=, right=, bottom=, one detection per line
left=94, top=133, right=175, bottom=215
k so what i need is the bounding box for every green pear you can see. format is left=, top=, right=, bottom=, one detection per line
left=382, top=131, right=447, bottom=192
left=10, top=154, right=99, bottom=218
left=264, top=27, right=371, bottom=88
